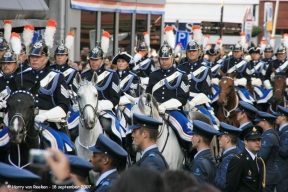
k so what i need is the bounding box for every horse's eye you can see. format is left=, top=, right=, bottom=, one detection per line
left=95, top=94, right=98, bottom=97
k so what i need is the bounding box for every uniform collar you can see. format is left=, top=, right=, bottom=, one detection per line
left=32, top=67, right=48, bottom=77
left=95, top=65, right=105, bottom=75
left=223, top=146, right=236, bottom=155
left=279, top=123, right=288, bottom=132
left=245, top=148, right=257, bottom=160
left=56, top=63, right=69, bottom=71
left=188, top=60, right=199, bottom=67
left=161, top=66, right=174, bottom=75
left=239, top=122, right=250, bottom=130
left=194, top=148, right=210, bottom=159
left=95, top=169, right=117, bottom=186
left=141, top=144, right=157, bottom=158
left=3, top=73, right=16, bottom=80
left=233, top=57, right=242, bottom=62
left=117, top=68, right=129, bottom=77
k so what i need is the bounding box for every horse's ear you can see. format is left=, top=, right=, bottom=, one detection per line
left=219, top=69, right=225, bottom=77
left=8, top=78, right=18, bottom=93
left=146, top=93, right=152, bottom=103
left=230, top=71, right=238, bottom=78
left=91, top=72, right=98, bottom=84
left=30, top=81, right=40, bottom=96
left=75, top=72, right=82, bottom=85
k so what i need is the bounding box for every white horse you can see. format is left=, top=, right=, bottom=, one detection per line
left=74, top=72, right=102, bottom=160
left=126, top=93, right=184, bottom=170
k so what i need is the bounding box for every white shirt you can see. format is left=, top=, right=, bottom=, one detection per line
left=194, top=148, right=209, bottom=159
left=246, top=148, right=257, bottom=160
left=141, top=144, right=157, bottom=158
left=239, top=122, right=250, bottom=130
left=223, top=146, right=236, bottom=155
left=95, top=169, right=117, bottom=186
left=279, top=123, right=288, bottom=132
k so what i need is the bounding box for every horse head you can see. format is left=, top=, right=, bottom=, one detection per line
left=271, top=69, right=286, bottom=107
left=218, top=70, right=237, bottom=107
left=75, top=72, right=99, bottom=130
left=131, top=93, right=159, bottom=120
left=7, top=79, right=40, bottom=144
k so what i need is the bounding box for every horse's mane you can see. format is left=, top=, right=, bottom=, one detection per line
left=138, top=93, right=159, bottom=118
left=189, top=111, right=213, bottom=126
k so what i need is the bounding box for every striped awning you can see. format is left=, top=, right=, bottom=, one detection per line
left=71, top=0, right=165, bottom=15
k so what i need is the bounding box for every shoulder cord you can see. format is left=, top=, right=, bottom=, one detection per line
left=258, top=157, right=266, bottom=188
left=191, top=67, right=209, bottom=92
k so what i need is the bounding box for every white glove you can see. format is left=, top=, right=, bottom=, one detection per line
left=0, top=100, right=7, bottom=110
left=211, top=78, right=219, bottom=85
left=34, top=106, right=66, bottom=123
left=133, top=53, right=142, bottom=63
left=35, top=113, right=48, bottom=123
left=158, top=99, right=182, bottom=114
left=97, top=100, right=114, bottom=113
left=234, top=78, right=247, bottom=87
left=263, top=80, right=272, bottom=89
left=119, top=95, right=131, bottom=106
left=251, top=78, right=262, bottom=86
left=189, top=93, right=211, bottom=109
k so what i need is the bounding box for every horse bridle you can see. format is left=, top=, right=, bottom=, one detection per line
left=219, top=76, right=234, bottom=101
left=77, top=82, right=99, bottom=130
left=8, top=90, right=37, bottom=142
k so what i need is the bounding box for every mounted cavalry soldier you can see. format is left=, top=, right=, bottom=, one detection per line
left=81, top=45, right=123, bottom=145
left=220, top=43, right=254, bottom=105
left=146, top=42, right=191, bottom=153
left=17, top=43, right=30, bottom=73
left=247, top=47, right=273, bottom=110
left=131, top=41, right=154, bottom=78
left=14, top=40, right=74, bottom=153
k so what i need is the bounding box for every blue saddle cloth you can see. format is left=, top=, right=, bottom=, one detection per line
left=68, top=111, right=80, bottom=130
left=165, top=110, right=192, bottom=142
left=211, top=85, right=220, bottom=104
left=194, top=105, right=217, bottom=125
left=235, top=86, right=255, bottom=104
left=254, top=86, right=273, bottom=104
left=0, top=127, right=9, bottom=147
left=101, top=110, right=126, bottom=139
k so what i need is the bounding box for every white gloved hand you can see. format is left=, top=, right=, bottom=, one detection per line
left=158, top=104, right=166, bottom=114
left=97, top=100, right=114, bottom=113
left=35, top=114, right=48, bottom=123
left=211, top=78, right=219, bottom=85
left=251, top=78, right=262, bottom=86
left=0, top=100, right=7, bottom=110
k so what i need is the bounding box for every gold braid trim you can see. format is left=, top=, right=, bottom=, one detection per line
left=258, top=157, right=266, bottom=188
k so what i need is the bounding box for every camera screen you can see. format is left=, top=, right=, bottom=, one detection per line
left=31, top=154, right=47, bottom=166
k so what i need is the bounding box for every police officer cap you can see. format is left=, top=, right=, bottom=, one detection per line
left=129, top=113, right=162, bottom=130
left=235, top=101, right=258, bottom=114
left=192, top=120, right=220, bottom=140
left=273, top=105, right=288, bottom=117
left=275, top=44, right=287, bottom=55
left=88, top=134, right=128, bottom=160
left=0, top=162, right=41, bottom=186
left=248, top=47, right=261, bottom=54
left=264, top=44, right=273, bottom=52
left=66, top=155, right=93, bottom=178
left=218, top=122, right=242, bottom=136
left=253, top=111, right=276, bottom=123
left=239, top=125, right=262, bottom=140
left=112, top=52, right=133, bottom=65
left=231, top=43, right=243, bottom=52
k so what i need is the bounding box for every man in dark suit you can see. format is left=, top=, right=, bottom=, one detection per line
left=253, top=111, right=281, bottom=192
left=88, top=134, right=128, bottom=192
left=190, top=120, right=219, bottom=184
left=225, top=125, right=266, bottom=192
left=130, top=113, right=169, bottom=173
left=235, top=101, right=258, bottom=151
left=274, top=105, right=288, bottom=192
left=214, top=122, right=241, bottom=191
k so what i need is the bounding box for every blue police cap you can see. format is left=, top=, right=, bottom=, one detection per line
left=253, top=111, right=276, bottom=123
left=66, top=155, right=93, bottom=178
left=0, top=162, right=41, bottom=186
left=129, top=113, right=162, bottom=130
left=218, top=122, right=242, bottom=136
left=88, top=134, right=128, bottom=160
left=273, top=105, right=288, bottom=117
left=235, top=101, right=258, bottom=114
left=192, top=120, right=220, bottom=140
left=239, top=125, right=262, bottom=140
